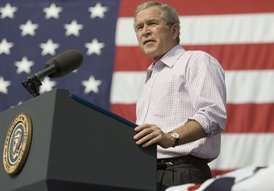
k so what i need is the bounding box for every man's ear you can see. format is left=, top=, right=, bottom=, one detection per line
left=171, top=23, right=180, bottom=41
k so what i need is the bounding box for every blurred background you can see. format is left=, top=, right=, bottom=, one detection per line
left=0, top=0, right=273, bottom=176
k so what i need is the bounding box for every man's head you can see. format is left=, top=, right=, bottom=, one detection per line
left=134, top=1, right=180, bottom=61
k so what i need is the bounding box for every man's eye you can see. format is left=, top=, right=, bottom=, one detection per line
left=137, top=26, right=143, bottom=31
left=148, top=22, right=157, bottom=25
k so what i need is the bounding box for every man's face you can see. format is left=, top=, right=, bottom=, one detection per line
left=134, top=6, right=178, bottom=62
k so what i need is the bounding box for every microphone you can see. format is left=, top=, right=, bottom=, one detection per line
left=22, top=49, right=83, bottom=97
left=32, top=49, right=83, bottom=79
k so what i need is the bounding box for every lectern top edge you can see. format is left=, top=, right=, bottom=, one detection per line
left=69, top=93, right=137, bottom=128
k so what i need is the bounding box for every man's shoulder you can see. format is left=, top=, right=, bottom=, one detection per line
left=184, top=50, right=214, bottom=59
left=183, top=49, right=220, bottom=65
left=175, top=49, right=211, bottom=64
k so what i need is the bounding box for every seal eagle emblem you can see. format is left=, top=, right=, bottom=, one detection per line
left=3, top=113, right=32, bottom=175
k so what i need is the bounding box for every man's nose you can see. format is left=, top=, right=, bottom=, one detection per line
left=142, top=25, right=151, bottom=36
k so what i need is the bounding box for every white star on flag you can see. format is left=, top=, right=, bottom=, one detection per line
left=43, top=3, right=63, bottom=19
left=88, top=3, right=108, bottom=19
left=64, top=20, right=84, bottom=37
left=0, top=3, right=17, bottom=19
left=0, top=38, right=14, bottom=55
left=40, top=39, right=59, bottom=56
left=85, top=38, right=105, bottom=55
left=10, top=101, right=23, bottom=109
left=19, top=20, right=39, bottom=36
left=15, top=56, right=34, bottom=74
left=0, top=76, right=11, bottom=94
left=39, top=77, right=56, bottom=94
left=82, top=75, right=102, bottom=94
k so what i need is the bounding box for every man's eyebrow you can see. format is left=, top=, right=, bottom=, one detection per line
left=138, top=18, right=160, bottom=25
left=135, top=18, right=161, bottom=29
left=146, top=18, right=160, bottom=22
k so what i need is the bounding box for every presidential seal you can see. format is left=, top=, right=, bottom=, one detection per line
left=3, top=113, right=32, bottom=175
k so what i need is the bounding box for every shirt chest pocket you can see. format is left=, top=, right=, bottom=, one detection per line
left=150, top=74, right=185, bottom=116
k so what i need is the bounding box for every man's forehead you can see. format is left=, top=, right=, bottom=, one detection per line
left=135, top=7, right=163, bottom=23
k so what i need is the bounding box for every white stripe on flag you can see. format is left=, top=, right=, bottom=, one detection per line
left=116, top=13, right=274, bottom=46
left=226, top=70, right=274, bottom=104
left=111, top=72, right=146, bottom=104
left=111, top=71, right=274, bottom=104
left=210, top=133, right=274, bottom=170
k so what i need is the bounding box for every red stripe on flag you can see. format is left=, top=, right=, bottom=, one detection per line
left=111, top=103, right=274, bottom=133
left=114, top=44, right=274, bottom=71
left=225, top=103, right=274, bottom=133
left=111, top=104, right=136, bottom=122
left=211, top=169, right=236, bottom=177
left=119, top=0, right=274, bottom=17
left=114, top=47, right=151, bottom=71
left=187, top=44, right=274, bottom=71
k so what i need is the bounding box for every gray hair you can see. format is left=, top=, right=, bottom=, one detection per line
left=134, top=1, right=180, bottom=43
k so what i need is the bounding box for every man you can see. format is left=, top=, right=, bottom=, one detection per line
left=132, top=1, right=227, bottom=190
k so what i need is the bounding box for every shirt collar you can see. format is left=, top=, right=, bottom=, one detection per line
left=146, top=45, right=185, bottom=78
left=160, top=45, right=185, bottom=68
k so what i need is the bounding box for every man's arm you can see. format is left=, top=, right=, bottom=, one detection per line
left=134, top=119, right=206, bottom=148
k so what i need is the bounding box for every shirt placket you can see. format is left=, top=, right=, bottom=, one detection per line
left=141, top=64, right=161, bottom=124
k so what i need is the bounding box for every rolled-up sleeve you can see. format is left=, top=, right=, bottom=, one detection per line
left=186, top=51, right=227, bottom=136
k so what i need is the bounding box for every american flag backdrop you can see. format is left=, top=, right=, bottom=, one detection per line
left=0, top=0, right=274, bottom=176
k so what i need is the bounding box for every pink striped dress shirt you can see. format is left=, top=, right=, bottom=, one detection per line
left=136, top=45, right=227, bottom=160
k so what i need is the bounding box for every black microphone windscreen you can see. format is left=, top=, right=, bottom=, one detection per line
left=45, top=49, right=83, bottom=78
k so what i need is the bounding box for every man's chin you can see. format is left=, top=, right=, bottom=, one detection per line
left=143, top=48, right=157, bottom=57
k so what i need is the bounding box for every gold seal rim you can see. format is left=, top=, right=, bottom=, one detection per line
left=2, top=113, right=32, bottom=175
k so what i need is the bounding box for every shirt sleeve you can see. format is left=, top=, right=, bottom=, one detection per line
left=186, top=51, right=227, bottom=136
